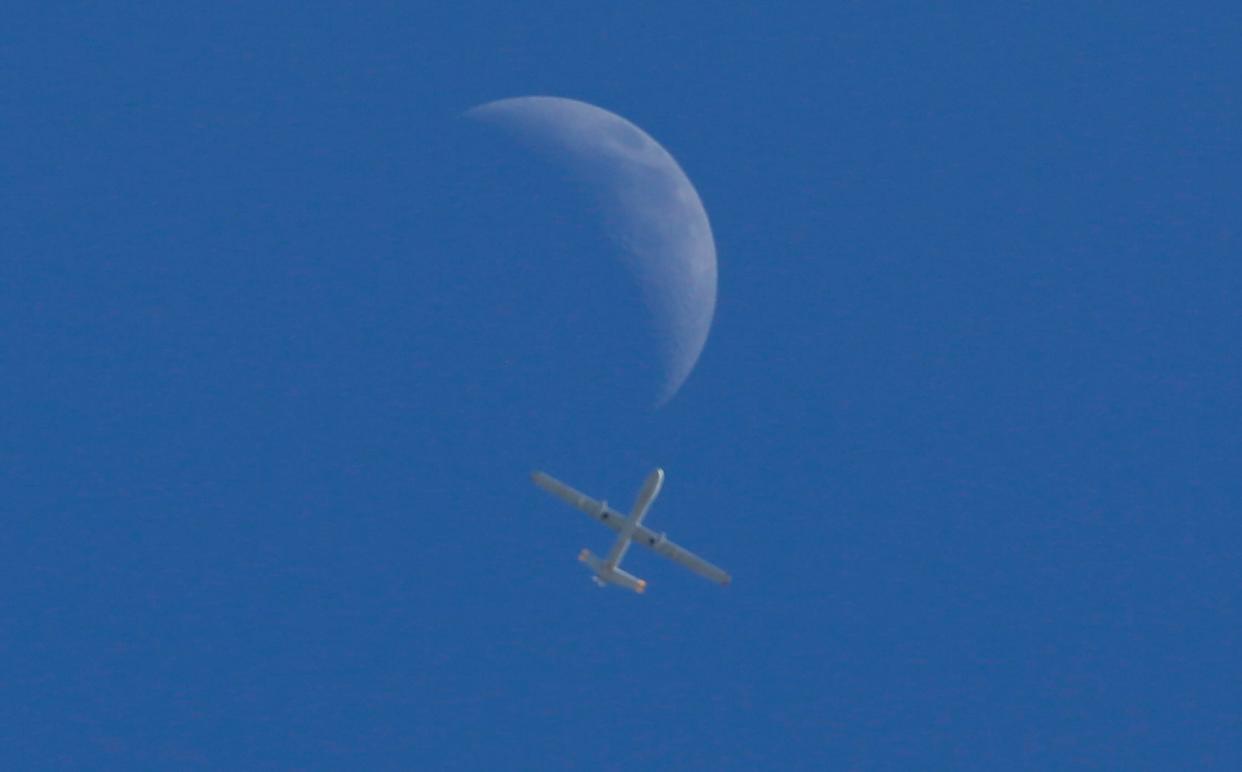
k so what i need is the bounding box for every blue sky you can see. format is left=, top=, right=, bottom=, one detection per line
left=4, top=4, right=1241, bottom=769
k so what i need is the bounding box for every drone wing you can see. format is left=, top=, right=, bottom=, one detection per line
left=531, top=471, right=626, bottom=534
left=632, top=525, right=731, bottom=585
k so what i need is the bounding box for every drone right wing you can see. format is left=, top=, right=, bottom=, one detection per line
left=632, top=525, right=732, bottom=586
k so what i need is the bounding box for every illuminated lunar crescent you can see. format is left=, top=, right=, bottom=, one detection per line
left=466, top=96, right=717, bottom=405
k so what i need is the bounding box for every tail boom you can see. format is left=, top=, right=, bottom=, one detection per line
left=578, top=549, right=647, bottom=594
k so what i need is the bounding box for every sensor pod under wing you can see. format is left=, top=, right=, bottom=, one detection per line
left=531, top=468, right=731, bottom=592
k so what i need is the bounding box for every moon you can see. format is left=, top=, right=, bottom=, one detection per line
left=465, top=96, right=717, bottom=405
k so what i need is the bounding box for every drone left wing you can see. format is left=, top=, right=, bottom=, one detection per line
left=531, top=471, right=625, bottom=534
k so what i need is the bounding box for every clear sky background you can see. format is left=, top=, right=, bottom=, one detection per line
left=5, top=4, right=1241, bottom=769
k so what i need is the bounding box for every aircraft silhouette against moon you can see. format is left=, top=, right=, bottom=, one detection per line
left=465, top=96, right=717, bottom=406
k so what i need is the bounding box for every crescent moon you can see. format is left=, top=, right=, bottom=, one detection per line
left=465, top=96, right=717, bottom=405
